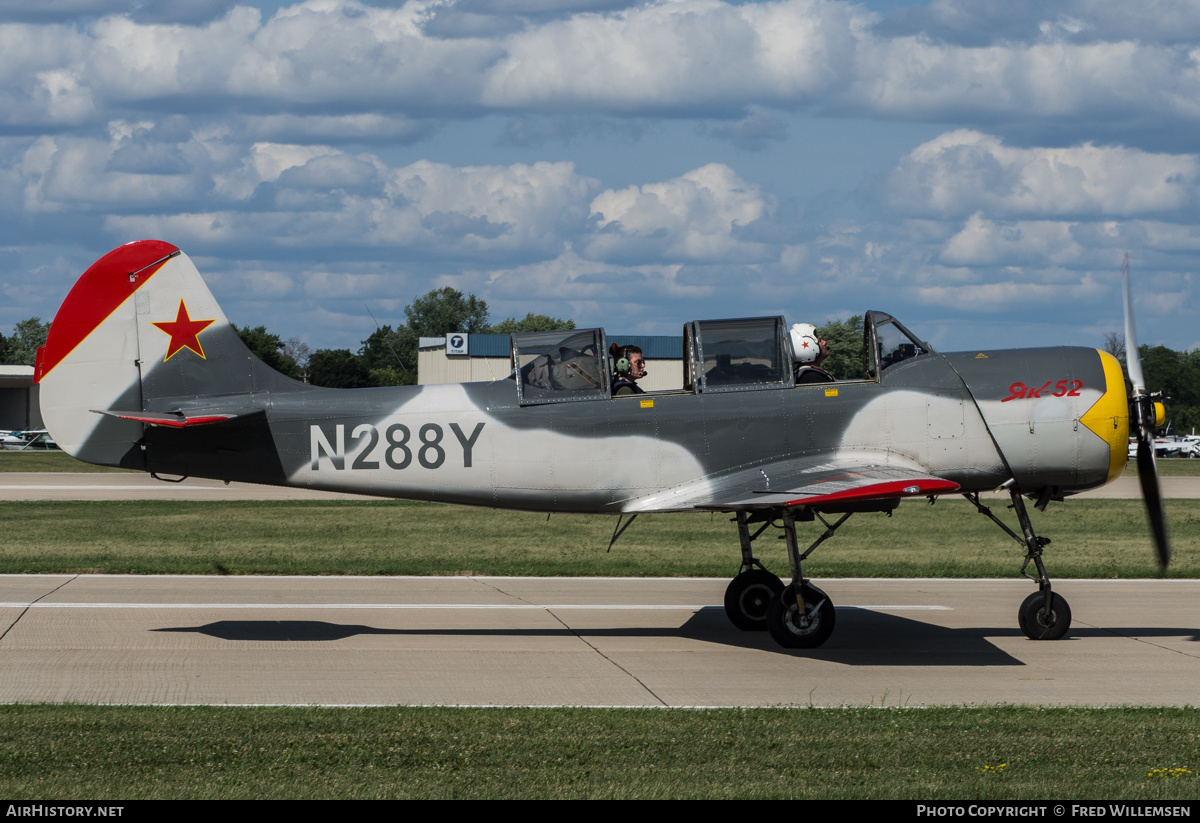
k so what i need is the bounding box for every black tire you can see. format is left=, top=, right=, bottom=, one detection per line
left=1018, top=590, right=1072, bottom=640
left=724, top=570, right=785, bottom=631
left=766, top=582, right=836, bottom=649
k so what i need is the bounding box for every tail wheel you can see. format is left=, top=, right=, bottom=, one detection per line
left=723, top=569, right=784, bottom=631
left=1018, top=591, right=1071, bottom=640
left=766, top=582, right=836, bottom=649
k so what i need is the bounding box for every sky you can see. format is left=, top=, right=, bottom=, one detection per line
left=3, top=0, right=1200, bottom=355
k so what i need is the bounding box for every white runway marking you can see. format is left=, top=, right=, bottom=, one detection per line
left=0, top=601, right=952, bottom=611
left=0, top=485, right=229, bottom=491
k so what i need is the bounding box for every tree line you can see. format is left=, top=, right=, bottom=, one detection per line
left=1104, top=333, right=1200, bottom=435
left=237, top=287, right=573, bottom=389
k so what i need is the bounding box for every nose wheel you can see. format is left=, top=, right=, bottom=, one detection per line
left=1018, top=590, right=1071, bottom=640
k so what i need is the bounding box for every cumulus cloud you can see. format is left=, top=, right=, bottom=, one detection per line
left=99, top=146, right=599, bottom=259
left=886, top=130, right=1200, bottom=219
left=586, top=163, right=775, bottom=262
left=8, top=2, right=1200, bottom=350
left=877, top=0, right=1200, bottom=46
left=481, top=0, right=863, bottom=112
left=2, top=0, right=1200, bottom=143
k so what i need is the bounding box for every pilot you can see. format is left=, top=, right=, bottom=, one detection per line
left=610, top=343, right=647, bottom=395
left=790, top=323, right=834, bottom=384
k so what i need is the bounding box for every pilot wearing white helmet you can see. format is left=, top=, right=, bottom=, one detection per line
left=790, top=323, right=834, bottom=384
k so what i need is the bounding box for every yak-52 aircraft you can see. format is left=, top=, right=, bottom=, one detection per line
left=34, top=241, right=1170, bottom=649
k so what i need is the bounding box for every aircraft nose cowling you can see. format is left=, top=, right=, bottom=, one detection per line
left=948, top=347, right=1128, bottom=494
left=1079, top=350, right=1130, bottom=486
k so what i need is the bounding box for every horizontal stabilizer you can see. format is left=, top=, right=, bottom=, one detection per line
left=94, top=408, right=264, bottom=428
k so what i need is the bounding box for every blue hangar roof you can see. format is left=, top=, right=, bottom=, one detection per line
left=423, top=334, right=684, bottom=359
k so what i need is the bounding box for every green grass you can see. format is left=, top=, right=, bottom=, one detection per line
left=1, top=705, right=1197, bottom=799
left=0, top=498, right=1192, bottom=577
left=0, top=450, right=134, bottom=472
left=1126, top=458, right=1200, bottom=476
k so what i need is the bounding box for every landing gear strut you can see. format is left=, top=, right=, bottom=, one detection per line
left=764, top=508, right=846, bottom=649
left=721, top=507, right=850, bottom=648
left=965, top=487, right=1072, bottom=640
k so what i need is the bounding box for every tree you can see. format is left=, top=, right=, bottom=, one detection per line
left=235, top=325, right=297, bottom=379
left=7, top=317, right=50, bottom=365
left=359, top=324, right=417, bottom=381
left=815, top=315, right=866, bottom=380
left=486, top=314, right=575, bottom=335
left=0, top=330, right=11, bottom=364
left=360, top=288, right=490, bottom=384
left=282, top=337, right=311, bottom=382
left=405, top=288, right=489, bottom=337
left=307, top=348, right=374, bottom=389
left=1139, top=344, right=1200, bottom=434
left=1102, top=331, right=1126, bottom=367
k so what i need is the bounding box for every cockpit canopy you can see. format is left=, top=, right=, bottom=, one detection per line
left=513, top=328, right=609, bottom=404
left=863, top=310, right=933, bottom=378
left=510, top=311, right=933, bottom=405
left=684, top=317, right=791, bottom=393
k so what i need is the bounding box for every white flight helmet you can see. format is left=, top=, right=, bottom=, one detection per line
left=790, top=323, right=821, bottom=364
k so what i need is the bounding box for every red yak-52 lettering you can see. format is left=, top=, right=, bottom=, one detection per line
left=1002, top=380, right=1084, bottom=402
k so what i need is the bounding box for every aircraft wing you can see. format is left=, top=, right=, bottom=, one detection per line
left=628, top=460, right=960, bottom=512
left=714, top=464, right=960, bottom=509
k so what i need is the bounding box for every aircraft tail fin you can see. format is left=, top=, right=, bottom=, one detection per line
left=35, top=240, right=293, bottom=469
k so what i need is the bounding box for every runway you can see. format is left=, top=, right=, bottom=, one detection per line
left=2, top=575, right=1197, bottom=707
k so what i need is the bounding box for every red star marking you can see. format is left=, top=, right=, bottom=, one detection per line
left=152, top=300, right=216, bottom=361
left=800, top=341, right=812, bottom=349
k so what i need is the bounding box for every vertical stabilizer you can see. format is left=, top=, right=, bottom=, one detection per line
left=36, top=240, right=273, bottom=468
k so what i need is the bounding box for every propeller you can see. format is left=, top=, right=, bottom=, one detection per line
left=1122, top=253, right=1170, bottom=569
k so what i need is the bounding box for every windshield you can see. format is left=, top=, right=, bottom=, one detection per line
left=513, top=328, right=608, bottom=404
left=865, top=311, right=933, bottom=378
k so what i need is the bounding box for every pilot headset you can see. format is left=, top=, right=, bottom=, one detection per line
left=613, top=344, right=632, bottom=375
left=613, top=345, right=644, bottom=377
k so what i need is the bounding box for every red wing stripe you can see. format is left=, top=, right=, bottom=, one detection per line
left=785, top=478, right=960, bottom=507
left=105, top=413, right=235, bottom=428
left=34, top=240, right=180, bottom=383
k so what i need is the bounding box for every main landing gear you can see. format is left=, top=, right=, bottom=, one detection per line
left=723, top=486, right=1073, bottom=649
left=964, top=487, right=1072, bottom=641
left=723, top=508, right=854, bottom=649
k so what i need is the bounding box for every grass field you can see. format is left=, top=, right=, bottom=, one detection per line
left=0, top=497, right=1193, bottom=577
left=1, top=705, right=1197, bottom=799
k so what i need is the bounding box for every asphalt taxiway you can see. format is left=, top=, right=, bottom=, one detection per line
left=1, top=575, right=1197, bottom=707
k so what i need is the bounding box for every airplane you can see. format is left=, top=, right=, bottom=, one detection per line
left=33, top=240, right=1170, bottom=649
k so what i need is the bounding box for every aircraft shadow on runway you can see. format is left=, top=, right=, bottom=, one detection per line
left=151, top=609, right=1198, bottom=665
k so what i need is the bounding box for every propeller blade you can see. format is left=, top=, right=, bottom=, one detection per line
left=1122, top=253, right=1146, bottom=393
left=1123, top=253, right=1170, bottom=569
left=1135, top=414, right=1171, bottom=570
